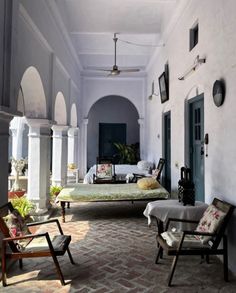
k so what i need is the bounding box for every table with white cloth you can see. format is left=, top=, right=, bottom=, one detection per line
left=143, top=199, right=208, bottom=232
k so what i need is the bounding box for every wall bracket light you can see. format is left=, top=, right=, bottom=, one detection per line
left=178, top=55, right=206, bottom=81
left=148, top=81, right=159, bottom=100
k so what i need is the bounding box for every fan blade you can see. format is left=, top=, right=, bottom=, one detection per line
left=120, top=68, right=140, bottom=72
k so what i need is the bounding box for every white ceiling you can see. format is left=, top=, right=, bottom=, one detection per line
left=55, top=0, right=183, bottom=76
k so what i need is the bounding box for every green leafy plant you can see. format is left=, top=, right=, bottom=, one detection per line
left=114, top=142, right=140, bottom=164
left=10, top=196, right=35, bottom=218
left=50, top=185, right=63, bottom=197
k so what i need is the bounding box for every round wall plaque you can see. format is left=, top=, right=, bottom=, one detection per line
left=212, top=80, right=225, bottom=107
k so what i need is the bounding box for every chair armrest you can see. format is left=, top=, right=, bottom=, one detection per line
left=27, top=219, right=64, bottom=235
left=176, top=230, right=217, bottom=252
left=166, top=217, right=199, bottom=231
left=182, top=230, right=217, bottom=237
left=2, top=232, right=48, bottom=242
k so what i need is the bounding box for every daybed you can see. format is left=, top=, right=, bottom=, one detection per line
left=57, top=183, right=169, bottom=222
left=83, top=164, right=150, bottom=184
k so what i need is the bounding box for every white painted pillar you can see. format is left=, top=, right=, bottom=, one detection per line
left=0, top=113, right=12, bottom=205
left=9, top=117, right=26, bottom=159
left=68, top=127, right=78, bottom=166
left=138, top=118, right=144, bottom=159
left=26, top=119, right=52, bottom=213
left=51, top=125, right=69, bottom=186
left=79, top=118, right=88, bottom=178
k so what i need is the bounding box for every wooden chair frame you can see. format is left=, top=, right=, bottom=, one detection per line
left=0, top=202, right=74, bottom=286
left=155, top=198, right=234, bottom=286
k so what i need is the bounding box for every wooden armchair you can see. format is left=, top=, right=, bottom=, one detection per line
left=153, top=158, right=165, bottom=182
left=156, top=198, right=234, bottom=286
left=0, top=202, right=74, bottom=286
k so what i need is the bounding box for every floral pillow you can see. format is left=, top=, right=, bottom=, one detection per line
left=4, top=209, right=32, bottom=249
left=97, top=164, right=113, bottom=178
left=195, top=204, right=226, bottom=243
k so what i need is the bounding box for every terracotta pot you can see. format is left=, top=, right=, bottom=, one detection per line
left=8, top=190, right=26, bottom=199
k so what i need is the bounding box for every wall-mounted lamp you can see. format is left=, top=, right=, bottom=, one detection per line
left=148, top=81, right=159, bottom=100
left=178, top=55, right=206, bottom=81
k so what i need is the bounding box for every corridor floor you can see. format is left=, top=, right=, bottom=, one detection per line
left=1, top=201, right=236, bottom=292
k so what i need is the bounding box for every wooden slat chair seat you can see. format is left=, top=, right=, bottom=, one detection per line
left=155, top=198, right=234, bottom=286
left=0, top=202, right=74, bottom=286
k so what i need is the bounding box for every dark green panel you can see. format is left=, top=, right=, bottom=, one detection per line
left=99, top=123, right=126, bottom=157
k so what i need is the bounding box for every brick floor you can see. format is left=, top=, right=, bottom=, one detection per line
left=1, top=201, right=236, bottom=292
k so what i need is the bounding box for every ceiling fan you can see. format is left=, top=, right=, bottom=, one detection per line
left=95, top=33, right=140, bottom=76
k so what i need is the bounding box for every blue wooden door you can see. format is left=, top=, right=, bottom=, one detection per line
left=189, top=96, right=204, bottom=201
left=99, top=123, right=126, bottom=157
left=164, top=112, right=171, bottom=192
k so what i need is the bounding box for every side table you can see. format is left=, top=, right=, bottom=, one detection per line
left=143, top=199, right=208, bottom=232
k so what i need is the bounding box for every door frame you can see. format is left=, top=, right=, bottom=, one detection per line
left=185, top=93, right=205, bottom=200
left=162, top=111, right=171, bottom=192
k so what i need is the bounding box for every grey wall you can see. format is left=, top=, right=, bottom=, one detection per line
left=87, top=96, right=139, bottom=168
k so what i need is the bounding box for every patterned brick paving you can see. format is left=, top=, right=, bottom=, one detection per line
left=1, top=201, right=236, bottom=292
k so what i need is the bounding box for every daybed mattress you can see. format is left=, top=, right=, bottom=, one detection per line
left=57, top=183, right=169, bottom=202
left=83, top=164, right=149, bottom=184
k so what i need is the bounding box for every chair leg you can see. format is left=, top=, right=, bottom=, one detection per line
left=19, top=259, right=23, bottom=269
left=168, top=254, right=180, bottom=287
left=223, top=235, right=228, bottom=282
left=67, top=248, right=75, bottom=264
left=155, top=246, right=163, bottom=264
left=2, top=242, right=7, bottom=287
left=51, top=254, right=66, bottom=285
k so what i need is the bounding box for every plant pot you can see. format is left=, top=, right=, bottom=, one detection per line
left=8, top=190, right=26, bottom=199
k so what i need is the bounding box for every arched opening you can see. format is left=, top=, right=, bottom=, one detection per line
left=8, top=66, right=47, bottom=195
left=54, top=92, right=67, bottom=124
left=70, top=103, right=77, bottom=127
left=20, top=66, right=47, bottom=118
left=87, top=95, right=139, bottom=168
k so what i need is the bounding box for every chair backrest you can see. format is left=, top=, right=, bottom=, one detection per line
left=211, top=198, right=234, bottom=249
left=96, top=157, right=113, bottom=164
left=0, top=202, right=20, bottom=252
left=156, top=158, right=165, bottom=181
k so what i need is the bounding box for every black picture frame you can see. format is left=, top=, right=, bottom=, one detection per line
left=158, top=72, right=169, bottom=103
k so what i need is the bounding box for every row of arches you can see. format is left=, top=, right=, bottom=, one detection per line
left=8, top=66, right=79, bottom=212
left=18, top=66, right=78, bottom=125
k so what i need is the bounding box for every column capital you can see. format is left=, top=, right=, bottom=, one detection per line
left=51, top=124, right=69, bottom=132
left=68, top=127, right=79, bottom=137
left=26, top=118, right=53, bottom=128
left=26, top=119, right=53, bottom=137
left=52, top=125, right=69, bottom=139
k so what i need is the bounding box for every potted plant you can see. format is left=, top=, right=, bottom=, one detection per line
left=50, top=185, right=63, bottom=204
left=8, top=157, right=28, bottom=198
left=10, top=195, right=35, bottom=220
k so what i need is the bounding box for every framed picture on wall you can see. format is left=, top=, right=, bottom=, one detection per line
left=158, top=72, right=169, bottom=103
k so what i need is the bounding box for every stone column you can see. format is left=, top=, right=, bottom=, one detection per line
left=51, top=125, right=69, bottom=186
left=26, top=119, right=52, bottom=213
left=9, top=117, right=26, bottom=159
left=68, top=127, right=78, bottom=166
left=138, top=118, right=144, bottom=159
left=0, top=113, right=12, bottom=205
left=79, top=118, right=88, bottom=178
